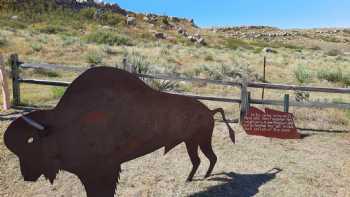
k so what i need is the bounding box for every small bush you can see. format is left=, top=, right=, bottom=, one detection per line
left=344, top=29, right=350, bottom=35
left=224, top=38, right=252, bottom=50
left=85, top=51, right=103, bottom=65
left=326, top=49, right=342, bottom=56
left=0, top=19, right=27, bottom=29
left=317, top=68, right=342, bottom=83
left=102, top=45, right=120, bottom=55
left=295, top=91, right=310, bottom=102
left=204, top=54, right=214, bottom=61
left=162, top=17, right=169, bottom=25
left=99, top=12, right=124, bottom=26
left=317, top=68, right=350, bottom=86
left=126, top=53, right=178, bottom=91
left=31, top=42, right=42, bottom=52
left=321, top=36, right=340, bottom=43
left=345, top=109, right=350, bottom=119
left=51, top=87, right=66, bottom=99
left=37, top=35, right=49, bottom=44
left=343, top=73, right=350, bottom=86
left=310, top=45, right=321, bottom=50
left=31, top=69, right=60, bottom=78
left=0, top=34, right=8, bottom=47
left=84, top=31, right=131, bottom=46
left=79, top=8, right=96, bottom=20
left=33, top=24, right=65, bottom=34
left=294, top=65, right=312, bottom=84
left=61, top=35, right=78, bottom=46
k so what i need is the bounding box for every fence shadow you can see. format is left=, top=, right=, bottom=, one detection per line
left=298, top=127, right=350, bottom=133
left=188, top=168, right=282, bottom=197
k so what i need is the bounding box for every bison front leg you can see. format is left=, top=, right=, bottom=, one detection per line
left=79, top=166, right=121, bottom=197
left=185, top=141, right=200, bottom=182
left=80, top=175, right=117, bottom=197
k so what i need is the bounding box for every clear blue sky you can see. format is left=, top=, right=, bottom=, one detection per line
left=106, top=0, right=350, bottom=29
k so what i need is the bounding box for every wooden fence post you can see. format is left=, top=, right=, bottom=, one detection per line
left=247, top=91, right=251, bottom=109
left=240, top=78, right=249, bottom=124
left=284, top=94, right=290, bottom=112
left=122, top=57, right=135, bottom=73
left=262, top=56, right=266, bottom=100
left=0, top=54, right=11, bottom=110
left=10, top=54, right=20, bottom=106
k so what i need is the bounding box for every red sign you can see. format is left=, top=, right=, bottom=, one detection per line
left=242, top=107, right=300, bottom=139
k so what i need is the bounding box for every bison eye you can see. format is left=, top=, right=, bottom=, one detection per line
left=27, top=137, right=34, bottom=144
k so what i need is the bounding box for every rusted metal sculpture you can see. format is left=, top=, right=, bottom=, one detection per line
left=4, top=67, right=235, bottom=197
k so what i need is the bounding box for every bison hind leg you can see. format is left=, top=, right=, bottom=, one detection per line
left=199, top=138, right=217, bottom=178
left=185, top=141, right=200, bottom=182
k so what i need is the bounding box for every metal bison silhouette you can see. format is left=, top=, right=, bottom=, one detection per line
left=4, top=67, right=235, bottom=197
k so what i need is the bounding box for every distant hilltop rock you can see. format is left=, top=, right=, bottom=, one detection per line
left=55, top=0, right=127, bottom=15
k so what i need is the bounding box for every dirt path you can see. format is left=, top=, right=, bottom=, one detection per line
left=1, top=110, right=350, bottom=197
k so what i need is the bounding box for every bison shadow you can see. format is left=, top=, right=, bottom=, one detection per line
left=188, top=168, right=282, bottom=197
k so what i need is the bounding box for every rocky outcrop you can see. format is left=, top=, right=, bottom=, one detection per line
left=55, top=0, right=127, bottom=15
left=126, top=16, right=136, bottom=26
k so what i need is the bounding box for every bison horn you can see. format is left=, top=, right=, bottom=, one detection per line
left=22, top=116, right=45, bottom=131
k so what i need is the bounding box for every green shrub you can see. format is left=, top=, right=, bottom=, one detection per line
left=126, top=52, right=178, bottom=91
left=343, top=73, right=350, bottom=86
left=102, top=45, right=120, bottom=55
left=326, top=49, right=342, bottom=56
left=0, top=34, right=8, bottom=47
left=51, top=87, right=66, bottom=99
left=345, top=109, right=350, bottom=119
left=99, top=12, right=124, bottom=26
left=38, top=35, right=48, bottom=44
left=0, top=19, right=27, bottom=29
left=32, top=68, right=60, bottom=78
left=321, top=36, right=340, bottom=43
left=61, top=35, right=78, bottom=46
left=162, top=17, right=169, bottom=25
left=294, top=65, right=312, bottom=84
left=85, top=51, right=103, bottom=65
left=204, top=54, right=214, bottom=61
left=310, top=45, right=321, bottom=50
left=224, top=38, right=253, bottom=50
left=344, top=29, right=350, bottom=35
left=317, top=68, right=342, bottom=83
left=84, top=31, right=131, bottom=46
left=33, top=24, right=65, bottom=34
left=31, top=42, right=42, bottom=52
left=79, top=8, right=96, bottom=20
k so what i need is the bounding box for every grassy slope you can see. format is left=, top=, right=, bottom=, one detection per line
left=0, top=8, right=349, bottom=122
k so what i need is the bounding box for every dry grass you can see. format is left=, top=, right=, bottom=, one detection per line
left=0, top=110, right=350, bottom=197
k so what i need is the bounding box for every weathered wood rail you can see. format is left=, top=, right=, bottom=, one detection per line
left=9, top=54, right=350, bottom=124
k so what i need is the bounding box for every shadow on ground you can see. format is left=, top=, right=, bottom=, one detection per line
left=188, top=168, right=282, bottom=197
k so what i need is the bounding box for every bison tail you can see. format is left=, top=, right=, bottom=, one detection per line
left=211, top=108, right=235, bottom=144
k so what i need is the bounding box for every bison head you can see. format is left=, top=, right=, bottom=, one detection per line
left=4, top=110, right=57, bottom=183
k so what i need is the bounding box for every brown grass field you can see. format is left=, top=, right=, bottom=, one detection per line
left=1, top=107, right=350, bottom=197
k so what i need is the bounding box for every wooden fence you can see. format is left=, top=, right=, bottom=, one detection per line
left=8, top=54, right=350, bottom=123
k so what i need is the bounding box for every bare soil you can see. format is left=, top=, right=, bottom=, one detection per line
left=1, top=109, right=350, bottom=197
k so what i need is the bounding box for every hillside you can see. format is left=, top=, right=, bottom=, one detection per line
left=0, top=0, right=349, bottom=120
left=1, top=1, right=350, bottom=197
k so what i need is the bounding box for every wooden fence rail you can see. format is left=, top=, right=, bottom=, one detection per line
left=8, top=54, right=350, bottom=124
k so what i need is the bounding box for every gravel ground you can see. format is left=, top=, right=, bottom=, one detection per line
left=1, top=109, right=350, bottom=197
